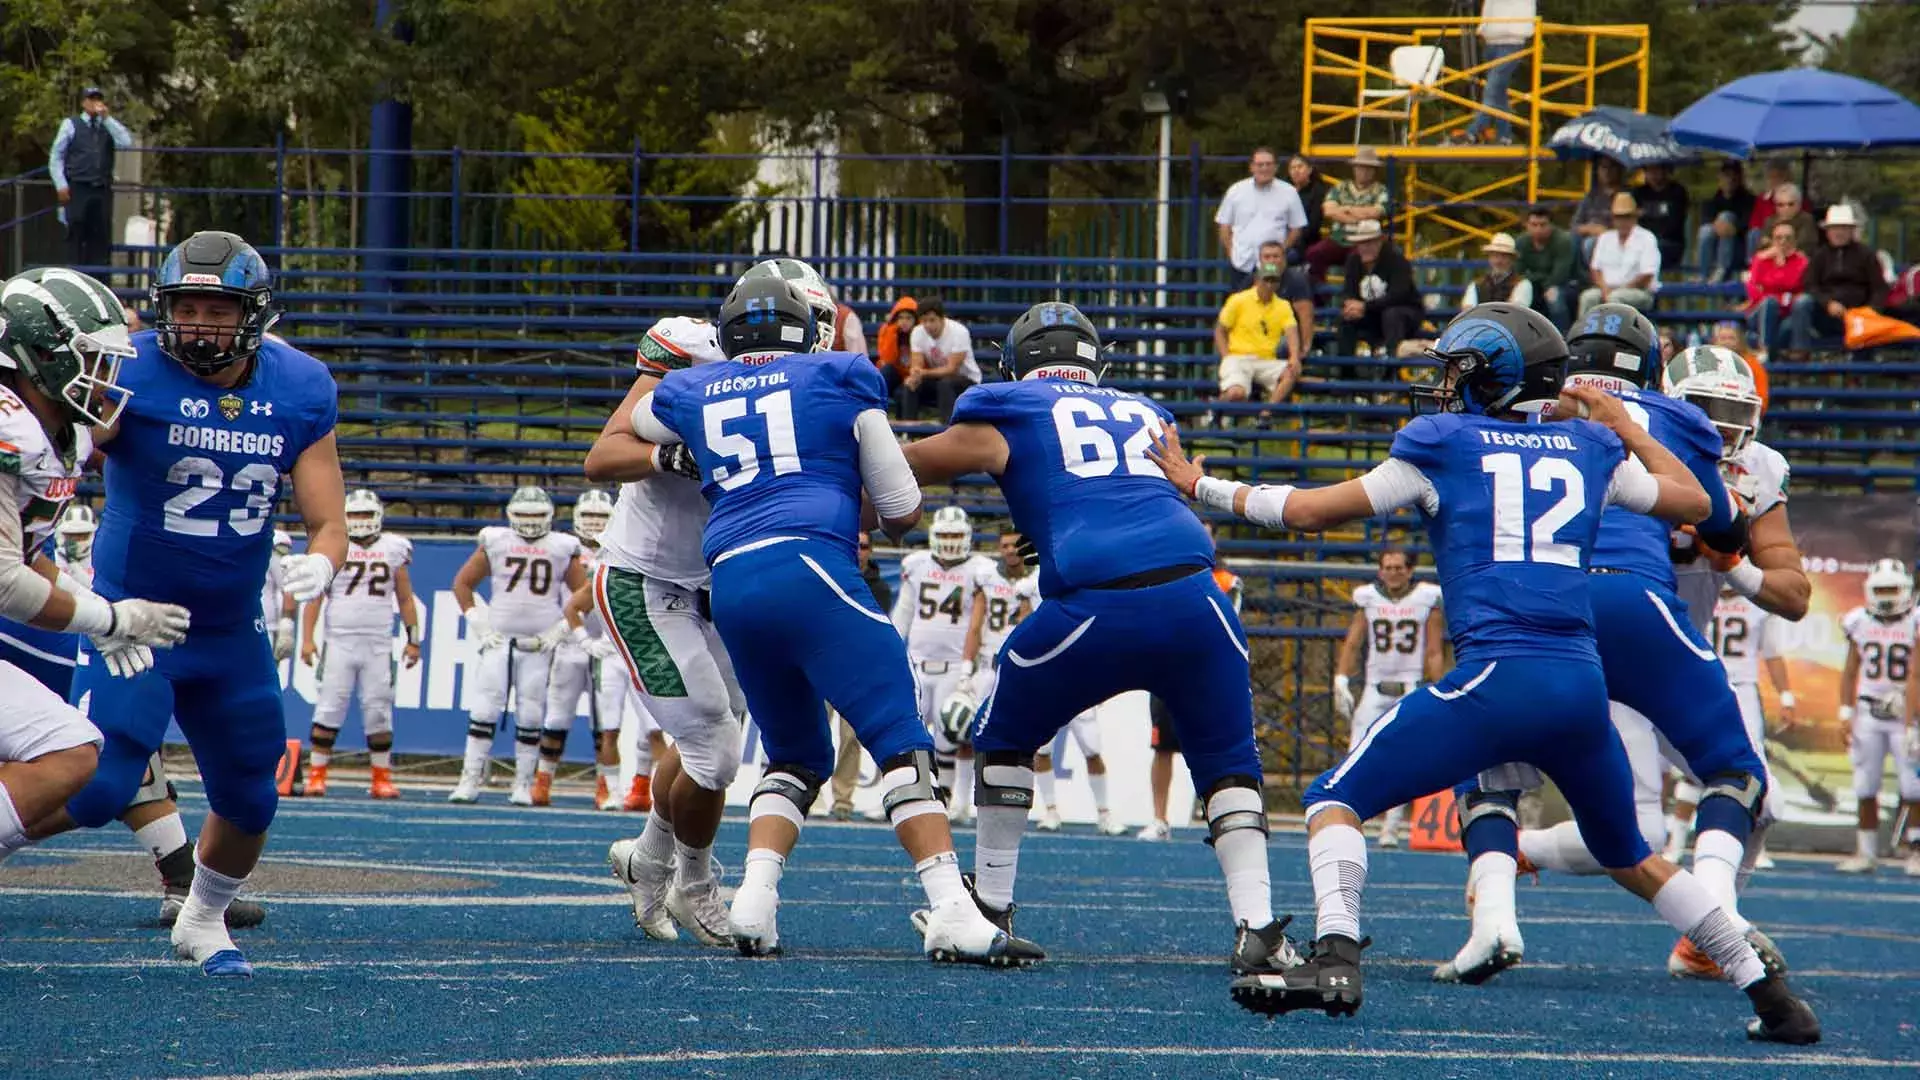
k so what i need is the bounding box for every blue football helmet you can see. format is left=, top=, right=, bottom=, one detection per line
left=1411, top=302, right=1569, bottom=417
left=152, top=230, right=277, bottom=376
left=717, top=274, right=817, bottom=359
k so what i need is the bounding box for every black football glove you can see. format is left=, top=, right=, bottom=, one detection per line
left=1015, top=535, right=1039, bottom=567
left=654, top=443, right=702, bottom=481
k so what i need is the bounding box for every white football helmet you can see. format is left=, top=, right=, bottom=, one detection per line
left=938, top=686, right=979, bottom=747
left=344, top=488, right=384, bottom=541
left=1865, top=557, right=1915, bottom=619
left=272, top=528, right=294, bottom=557
left=507, top=485, right=555, bottom=540
left=740, top=258, right=836, bottom=351
left=929, top=506, right=972, bottom=562
left=56, top=503, right=97, bottom=561
left=1664, top=345, right=1764, bottom=459
left=573, top=488, right=615, bottom=543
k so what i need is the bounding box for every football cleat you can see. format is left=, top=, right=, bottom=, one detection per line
left=1097, top=810, right=1127, bottom=836
left=1036, top=807, right=1062, bottom=832
left=729, top=881, right=782, bottom=957
left=1753, top=851, right=1776, bottom=871
left=1906, top=850, right=1920, bottom=877
left=1376, top=827, right=1400, bottom=849
left=910, top=873, right=1047, bottom=967
left=623, top=774, right=652, bottom=813
left=369, top=767, right=400, bottom=800
left=948, top=801, right=974, bottom=827
left=1136, top=819, right=1172, bottom=842
left=160, top=888, right=267, bottom=930
left=196, top=948, right=254, bottom=978
left=508, top=779, right=535, bottom=807
left=920, top=896, right=1045, bottom=968
left=1745, top=975, right=1821, bottom=1044
left=1230, top=934, right=1366, bottom=1017
left=607, top=839, right=678, bottom=941
left=595, top=777, right=619, bottom=811
left=529, top=772, right=553, bottom=807
left=665, top=879, right=733, bottom=948
left=1835, top=853, right=1877, bottom=874
left=1668, top=927, right=1789, bottom=981
left=1231, top=916, right=1304, bottom=976
left=304, top=763, right=328, bottom=798
left=1435, top=925, right=1524, bottom=984
left=447, top=770, right=484, bottom=804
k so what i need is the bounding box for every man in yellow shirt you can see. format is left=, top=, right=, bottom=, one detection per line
left=1215, top=255, right=1301, bottom=406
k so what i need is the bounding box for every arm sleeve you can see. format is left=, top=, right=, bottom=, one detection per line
left=1605, top=455, right=1661, bottom=513
left=629, top=391, right=680, bottom=445
left=107, top=117, right=134, bottom=149
left=48, top=119, right=73, bottom=189
left=853, top=408, right=919, bottom=520
left=1360, top=458, right=1439, bottom=515
left=0, top=474, right=54, bottom=624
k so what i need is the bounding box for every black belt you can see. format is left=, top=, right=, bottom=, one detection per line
left=1086, top=564, right=1206, bottom=591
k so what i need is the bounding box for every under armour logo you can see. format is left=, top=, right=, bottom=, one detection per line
left=1328, top=975, right=1351, bottom=986
left=250, top=402, right=273, bottom=416
left=179, top=398, right=210, bottom=419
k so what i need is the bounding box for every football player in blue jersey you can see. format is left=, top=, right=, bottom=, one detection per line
left=1151, top=302, right=1818, bottom=1043
left=626, top=274, right=1038, bottom=965
left=900, top=301, right=1302, bottom=981
left=22, top=232, right=346, bottom=978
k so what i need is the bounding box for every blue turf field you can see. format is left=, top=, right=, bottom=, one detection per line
left=3, top=784, right=1916, bottom=1079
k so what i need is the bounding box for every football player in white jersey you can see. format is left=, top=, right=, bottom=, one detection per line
left=533, top=488, right=618, bottom=807
left=892, top=506, right=996, bottom=821
left=266, top=528, right=297, bottom=661
left=1332, top=548, right=1444, bottom=847
left=1836, top=559, right=1920, bottom=875
left=561, top=576, right=667, bottom=811
left=55, top=504, right=97, bottom=582
left=585, top=314, right=748, bottom=947
left=1664, top=586, right=1796, bottom=865
left=298, top=490, right=419, bottom=799
left=450, top=486, right=588, bottom=804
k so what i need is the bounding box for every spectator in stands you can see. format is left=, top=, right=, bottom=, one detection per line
left=1518, top=205, right=1577, bottom=329
left=1578, top=192, right=1660, bottom=318
left=1747, top=158, right=1792, bottom=235
left=1696, top=161, right=1757, bottom=284
left=903, top=297, right=980, bottom=422
left=1288, top=154, right=1331, bottom=258
left=1335, top=219, right=1423, bottom=360
left=1215, top=249, right=1302, bottom=410
left=1308, top=146, right=1390, bottom=282
left=1629, top=163, right=1688, bottom=275
left=1258, top=238, right=1316, bottom=359
left=1886, top=260, right=1920, bottom=328
left=1753, top=183, right=1817, bottom=259
left=832, top=301, right=866, bottom=356
left=49, top=87, right=134, bottom=271
left=874, top=295, right=917, bottom=394
left=1459, top=0, right=1535, bottom=145
left=1215, top=147, right=1307, bottom=282
left=1786, top=204, right=1886, bottom=357
left=1461, top=233, right=1532, bottom=310
left=1571, top=158, right=1625, bottom=262
left=1744, top=220, right=1807, bottom=359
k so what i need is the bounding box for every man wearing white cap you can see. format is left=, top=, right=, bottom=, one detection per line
left=1460, top=233, right=1533, bottom=310
left=1786, top=204, right=1887, bottom=357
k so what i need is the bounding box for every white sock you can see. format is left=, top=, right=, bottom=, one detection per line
left=973, top=804, right=1028, bottom=910
left=536, top=757, right=558, bottom=778
left=741, top=848, right=785, bottom=894
left=0, top=782, right=27, bottom=860
left=174, top=858, right=246, bottom=959
left=462, top=733, right=491, bottom=774
left=953, top=756, right=975, bottom=813
left=1380, top=803, right=1407, bottom=834
left=1857, top=828, right=1878, bottom=859
left=674, top=839, right=713, bottom=887
left=309, top=748, right=331, bottom=769
left=633, top=737, right=654, bottom=774
left=1466, top=852, right=1518, bottom=939
left=1032, top=768, right=1058, bottom=811
left=1651, top=870, right=1765, bottom=988
left=1518, top=820, right=1606, bottom=875
left=1307, top=821, right=1368, bottom=942
left=370, top=750, right=392, bottom=770
left=1087, top=770, right=1110, bottom=812
left=513, top=737, right=539, bottom=784
left=133, top=812, right=190, bottom=862
left=636, top=809, right=675, bottom=864
left=1206, top=787, right=1275, bottom=928
left=596, top=763, right=617, bottom=786
left=915, top=850, right=968, bottom=909
left=1691, top=829, right=1751, bottom=932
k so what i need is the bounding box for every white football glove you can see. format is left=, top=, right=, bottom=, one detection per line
left=533, top=621, right=569, bottom=652
left=94, top=642, right=156, bottom=679
left=280, top=553, right=337, bottom=603
left=1333, top=674, right=1355, bottom=720
left=465, top=599, right=494, bottom=643
left=272, top=617, right=296, bottom=661
left=586, top=636, right=619, bottom=661
left=105, top=598, right=193, bottom=648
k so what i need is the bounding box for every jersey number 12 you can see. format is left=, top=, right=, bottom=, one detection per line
left=1482, top=452, right=1585, bottom=567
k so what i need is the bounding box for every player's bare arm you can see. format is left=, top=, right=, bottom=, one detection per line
left=562, top=581, right=594, bottom=631
left=1736, top=506, right=1811, bottom=620
left=290, top=433, right=349, bottom=575
left=299, top=594, right=323, bottom=666
left=1764, top=654, right=1796, bottom=729
left=902, top=422, right=1012, bottom=482
left=451, top=549, right=489, bottom=612
left=584, top=373, right=666, bottom=482
left=1556, top=386, right=1711, bottom=525
left=1422, top=606, right=1447, bottom=682
left=393, top=563, right=421, bottom=668
left=1332, top=610, right=1364, bottom=718
left=963, top=586, right=988, bottom=664
left=1840, top=642, right=1860, bottom=747
left=562, top=553, right=589, bottom=594
left=1147, top=423, right=1374, bottom=530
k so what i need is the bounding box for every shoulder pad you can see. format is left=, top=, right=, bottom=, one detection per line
left=1352, top=584, right=1378, bottom=608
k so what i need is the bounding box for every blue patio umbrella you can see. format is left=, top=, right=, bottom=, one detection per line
left=1669, top=69, right=1920, bottom=156
left=1548, top=106, right=1692, bottom=166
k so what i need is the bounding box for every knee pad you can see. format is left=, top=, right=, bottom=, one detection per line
left=1202, top=776, right=1268, bottom=846
left=542, top=711, right=576, bottom=734
left=974, top=750, right=1034, bottom=811
left=1699, top=770, right=1766, bottom=818
left=124, top=752, right=177, bottom=812
left=367, top=731, right=394, bottom=753
left=514, top=726, right=541, bottom=747
left=467, top=718, right=496, bottom=741
left=66, top=740, right=153, bottom=829
left=309, top=724, right=340, bottom=748
left=750, top=764, right=822, bottom=828
left=647, top=698, right=742, bottom=792
left=204, top=774, right=278, bottom=835
left=880, top=749, right=945, bottom=823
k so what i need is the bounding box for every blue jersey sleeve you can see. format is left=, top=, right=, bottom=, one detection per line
left=950, top=382, right=1015, bottom=426
left=649, top=371, right=690, bottom=439
left=833, top=352, right=889, bottom=410
left=1389, top=413, right=1455, bottom=471
left=1671, top=404, right=1735, bottom=531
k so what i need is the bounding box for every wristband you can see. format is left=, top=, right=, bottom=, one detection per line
left=649, top=444, right=666, bottom=473
left=70, top=591, right=115, bottom=636
left=1777, top=690, right=1795, bottom=711
left=1333, top=674, right=1350, bottom=691
left=1194, top=474, right=1245, bottom=513
left=405, top=622, right=422, bottom=646
left=1838, top=704, right=1854, bottom=723
left=1724, top=559, right=1764, bottom=598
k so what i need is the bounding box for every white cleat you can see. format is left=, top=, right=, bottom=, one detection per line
left=1753, top=851, right=1777, bottom=871
left=728, top=882, right=782, bottom=957
left=1136, top=819, right=1171, bottom=842
left=1836, top=853, right=1878, bottom=874
left=1433, top=925, right=1525, bottom=985
left=1376, top=826, right=1401, bottom=849
left=447, top=771, right=484, bottom=804
left=948, top=802, right=974, bottom=827
left=607, top=839, right=678, bottom=941
left=1036, top=807, right=1062, bottom=832
left=1096, top=810, right=1127, bottom=836
left=508, top=780, right=535, bottom=807
left=665, top=878, right=733, bottom=948
left=1905, top=850, right=1920, bottom=878
left=920, top=897, right=1042, bottom=967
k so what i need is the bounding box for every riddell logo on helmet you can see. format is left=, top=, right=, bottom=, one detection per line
left=180, top=273, right=223, bottom=285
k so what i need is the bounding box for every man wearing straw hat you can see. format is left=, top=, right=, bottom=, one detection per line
left=1578, top=192, right=1660, bottom=318
left=1307, top=147, right=1390, bottom=282
left=1461, top=233, right=1533, bottom=310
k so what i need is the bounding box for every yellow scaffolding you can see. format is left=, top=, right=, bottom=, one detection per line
left=1300, top=17, right=1650, bottom=259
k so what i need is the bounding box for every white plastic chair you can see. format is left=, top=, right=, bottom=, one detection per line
left=1357, top=45, right=1446, bottom=145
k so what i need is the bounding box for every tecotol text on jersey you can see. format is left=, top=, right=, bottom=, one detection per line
left=703, top=371, right=791, bottom=396
left=1473, top=429, right=1577, bottom=451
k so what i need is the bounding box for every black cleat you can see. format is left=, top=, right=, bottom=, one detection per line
left=1231, top=915, right=1305, bottom=975
left=1745, top=975, right=1821, bottom=1045
left=160, top=887, right=268, bottom=930
left=1231, top=934, right=1366, bottom=1018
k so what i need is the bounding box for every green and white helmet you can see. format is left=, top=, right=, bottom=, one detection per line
left=0, top=267, right=135, bottom=426
left=507, top=485, right=554, bottom=540
left=1663, top=345, right=1762, bottom=458
left=738, top=258, right=835, bottom=352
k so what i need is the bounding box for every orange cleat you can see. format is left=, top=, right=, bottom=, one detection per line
left=595, top=775, right=611, bottom=808
left=623, top=774, right=652, bottom=813
left=1667, top=935, right=1721, bottom=980
left=305, top=763, right=329, bottom=798
left=369, top=766, right=400, bottom=799
left=530, top=771, right=553, bottom=807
